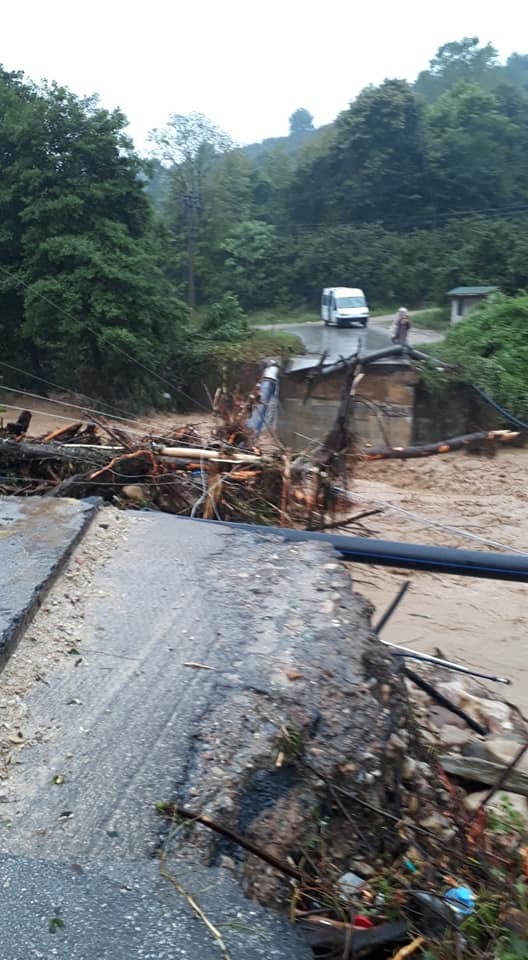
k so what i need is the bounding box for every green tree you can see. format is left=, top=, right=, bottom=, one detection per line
left=0, top=68, right=188, bottom=402
left=503, top=53, right=528, bottom=95
left=426, top=82, right=523, bottom=215
left=149, top=112, right=233, bottom=308
left=430, top=293, right=528, bottom=419
left=220, top=221, right=286, bottom=309
left=201, top=292, right=247, bottom=340
left=333, top=79, right=430, bottom=225
left=289, top=108, right=314, bottom=137
left=415, top=37, right=500, bottom=101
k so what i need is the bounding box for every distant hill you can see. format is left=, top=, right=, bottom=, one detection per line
left=241, top=125, right=322, bottom=163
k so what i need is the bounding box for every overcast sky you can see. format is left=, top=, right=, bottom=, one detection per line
left=1, top=0, right=523, bottom=152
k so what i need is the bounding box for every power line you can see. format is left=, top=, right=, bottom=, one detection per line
left=338, top=487, right=523, bottom=555
left=0, top=260, right=211, bottom=413
left=285, top=202, right=528, bottom=235
left=0, top=359, right=148, bottom=424
left=0, top=398, right=212, bottom=452
left=1, top=401, right=107, bottom=426
left=0, top=384, right=151, bottom=435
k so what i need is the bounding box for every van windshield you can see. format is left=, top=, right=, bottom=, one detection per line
left=337, top=296, right=366, bottom=308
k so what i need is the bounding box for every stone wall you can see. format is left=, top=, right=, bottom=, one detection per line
left=278, top=361, right=419, bottom=451
left=412, top=382, right=497, bottom=444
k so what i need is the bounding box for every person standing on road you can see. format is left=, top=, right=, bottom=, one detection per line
left=391, top=307, right=411, bottom=345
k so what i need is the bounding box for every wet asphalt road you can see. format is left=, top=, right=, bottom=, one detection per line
left=269, top=315, right=444, bottom=370
left=271, top=317, right=391, bottom=370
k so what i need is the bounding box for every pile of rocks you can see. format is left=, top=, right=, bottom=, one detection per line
left=406, top=672, right=528, bottom=825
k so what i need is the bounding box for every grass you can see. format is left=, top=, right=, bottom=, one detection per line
left=247, top=307, right=317, bottom=326
left=215, top=328, right=305, bottom=360
left=410, top=307, right=450, bottom=331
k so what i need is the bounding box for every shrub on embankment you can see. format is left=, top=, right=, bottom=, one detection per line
left=420, top=293, right=528, bottom=423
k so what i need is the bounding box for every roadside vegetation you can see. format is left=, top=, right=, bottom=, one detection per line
left=421, top=293, right=528, bottom=420
left=410, top=308, right=451, bottom=331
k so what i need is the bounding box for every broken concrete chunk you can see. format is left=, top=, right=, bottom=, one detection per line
left=440, top=754, right=528, bottom=798
left=121, top=484, right=145, bottom=502
left=437, top=725, right=471, bottom=748
left=435, top=682, right=513, bottom=732
left=419, top=812, right=450, bottom=833
left=351, top=861, right=376, bottom=879
left=464, top=790, right=528, bottom=825
left=485, top=738, right=528, bottom=773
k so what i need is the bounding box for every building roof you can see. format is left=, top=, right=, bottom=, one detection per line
left=447, top=286, right=498, bottom=297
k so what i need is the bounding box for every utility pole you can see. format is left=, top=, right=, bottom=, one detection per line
left=182, top=191, right=200, bottom=311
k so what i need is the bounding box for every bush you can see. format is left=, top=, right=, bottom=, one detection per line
left=201, top=292, right=248, bottom=341
left=423, top=292, right=528, bottom=419
left=411, top=307, right=450, bottom=330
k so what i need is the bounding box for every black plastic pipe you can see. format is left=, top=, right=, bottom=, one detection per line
left=188, top=517, right=528, bottom=582
left=470, top=384, right=528, bottom=432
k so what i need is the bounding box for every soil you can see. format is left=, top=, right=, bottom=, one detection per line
left=350, top=445, right=528, bottom=716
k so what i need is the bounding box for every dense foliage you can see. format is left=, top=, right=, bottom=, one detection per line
left=152, top=38, right=528, bottom=314
left=425, top=293, right=528, bottom=420
left=0, top=67, right=189, bottom=403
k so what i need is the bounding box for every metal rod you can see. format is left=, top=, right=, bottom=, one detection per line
left=373, top=582, right=510, bottom=683
left=403, top=667, right=488, bottom=736
left=383, top=642, right=511, bottom=684
left=373, top=581, right=411, bottom=635
left=469, top=740, right=528, bottom=821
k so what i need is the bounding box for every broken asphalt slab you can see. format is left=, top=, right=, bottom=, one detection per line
left=0, top=496, right=98, bottom=660
left=0, top=511, right=323, bottom=958
left=0, top=509, right=397, bottom=958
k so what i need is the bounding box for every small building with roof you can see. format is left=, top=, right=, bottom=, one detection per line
left=447, top=286, right=498, bottom=324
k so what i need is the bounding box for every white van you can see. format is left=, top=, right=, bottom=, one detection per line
left=321, top=287, right=369, bottom=327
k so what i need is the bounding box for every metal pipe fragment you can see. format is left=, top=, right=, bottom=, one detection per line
left=246, top=363, right=280, bottom=436
left=403, top=667, right=488, bottom=736
left=374, top=582, right=510, bottom=683
left=383, top=644, right=511, bottom=685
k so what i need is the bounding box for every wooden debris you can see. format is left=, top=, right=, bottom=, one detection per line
left=4, top=409, right=32, bottom=440
left=41, top=422, right=84, bottom=443
left=182, top=662, right=214, bottom=671
left=0, top=390, right=345, bottom=528
left=390, top=936, right=425, bottom=960
left=159, top=802, right=304, bottom=881
left=362, top=429, right=520, bottom=461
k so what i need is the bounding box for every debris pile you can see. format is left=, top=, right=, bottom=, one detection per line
left=158, top=664, right=528, bottom=958
left=0, top=399, right=349, bottom=527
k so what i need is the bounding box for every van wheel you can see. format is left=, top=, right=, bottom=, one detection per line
left=362, top=320, right=368, bottom=328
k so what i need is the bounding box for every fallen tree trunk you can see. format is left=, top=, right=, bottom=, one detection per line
left=0, top=439, right=112, bottom=469
left=361, top=429, right=519, bottom=461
